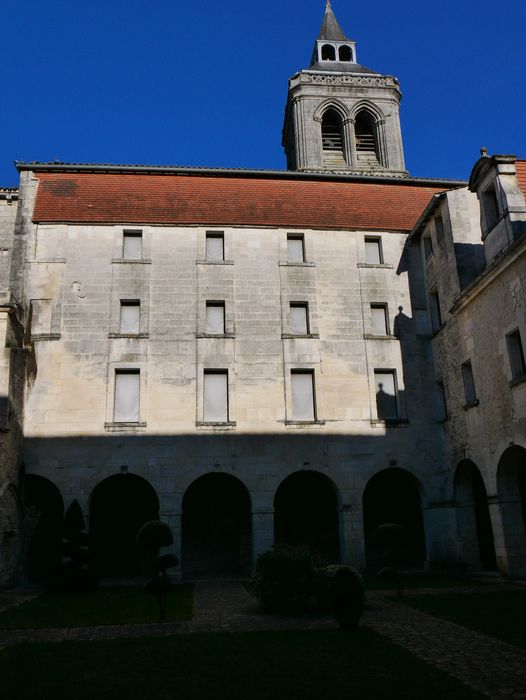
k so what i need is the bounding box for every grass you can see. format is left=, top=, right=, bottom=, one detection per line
left=363, top=573, right=484, bottom=591
left=406, top=589, right=526, bottom=649
left=0, top=629, right=483, bottom=700
left=0, top=584, right=193, bottom=629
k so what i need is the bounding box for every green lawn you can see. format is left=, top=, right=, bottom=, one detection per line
left=0, top=629, right=482, bottom=700
left=0, top=585, right=193, bottom=629
left=407, top=589, right=526, bottom=649
left=363, top=573, right=484, bottom=591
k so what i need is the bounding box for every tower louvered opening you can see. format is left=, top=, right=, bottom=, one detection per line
left=355, top=112, right=380, bottom=163
left=322, top=110, right=344, bottom=152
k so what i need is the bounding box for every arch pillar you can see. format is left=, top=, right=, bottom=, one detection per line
left=160, top=510, right=182, bottom=579
left=251, top=507, right=275, bottom=569
left=339, top=503, right=365, bottom=569
left=489, top=497, right=526, bottom=578
left=342, top=118, right=356, bottom=168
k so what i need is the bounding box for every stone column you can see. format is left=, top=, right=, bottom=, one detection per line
left=159, top=511, right=182, bottom=580
left=489, top=497, right=526, bottom=578
left=251, top=507, right=274, bottom=571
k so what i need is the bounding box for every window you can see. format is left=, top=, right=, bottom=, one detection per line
left=370, top=303, right=389, bottom=335
left=436, top=381, right=448, bottom=422
left=461, top=361, right=477, bottom=405
left=123, top=231, right=142, bottom=260
left=507, top=329, right=526, bottom=381
left=321, top=44, right=336, bottom=61
left=435, top=216, right=444, bottom=245
left=206, top=301, right=225, bottom=334
left=289, top=302, right=309, bottom=335
left=204, top=370, right=229, bottom=422
left=374, top=370, right=398, bottom=420
left=321, top=110, right=344, bottom=154
left=291, top=370, right=316, bottom=421
left=205, top=232, right=224, bottom=261
left=338, top=45, right=352, bottom=62
left=120, top=300, right=140, bottom=335
left=114, top=370, right=140, bottom=423
left=428, top=288, right=442, bottom=332
left=423, top=235, right=434, bottom=261
left=287, top=234, right=305, bottom=263
left=364, top=237, right=383, bottom=264
left=482, top=184, right=500, bottom=230
left=355, top=112, right=379, bottom=162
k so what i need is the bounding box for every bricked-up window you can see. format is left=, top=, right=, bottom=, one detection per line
left=435, top=216, right=445, bottom=245
left=114, top=370, right=140, bottom=422
left=205, top=232, right=224, bottom=262
left=291, top=370, right=316, bottom=421
left=461, top=361, right=477, bottom=405
left=364, top=237, right=383, bottom=264
left=436, top=381, right=448, bottom=421
left=206, top=302, right=225, bottom=334
left=374, top=370, right=399, bottom=420
left=507, top=329, right=526, bottom=381
left=429, top=288, right=442, bottom=333
left=371, top=303, right=389, bottom=335
left=120, top=300, right=140, bottom=335
left=287, top=234, right=305, bottom=263
left=423, top=235, right=434, bottom=262
left=482, top=184, right=500, bottom=230
left=289, top=302, right=309, bottom=335
left=123, top=231, right=142, bottom=260
left=204, top=370, right=229, bottom=422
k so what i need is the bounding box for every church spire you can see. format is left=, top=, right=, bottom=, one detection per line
left=318, top=1, right=349, bottom=42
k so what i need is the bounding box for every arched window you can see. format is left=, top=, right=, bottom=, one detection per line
left=355, top=111, right=380, bottom=163
left=322, top=109, right=344, bottom=154
left=339, top=45, right=352, bottom=62
left=321, top=44, right=336, bottom=61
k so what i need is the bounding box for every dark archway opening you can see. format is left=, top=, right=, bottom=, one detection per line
left=89, top=474, right=159, bottom=577
left=24, top=475, right=64, bottom=582
left=321, top=109, right=344, bottom=154
left=455, top=461, right=496, bottom=570
left=321, top=44, right=336, bottom=61
left=363, top=468, right=426, bottom=570
left=355, top=111, right=379, bottom=163
left=274, top=470, right=340, bottom=565
left=182, top=473, right=252, bottom=576
left=497, top=446, right=526, bottom=574
left=339, top=45, right=352, bottom=62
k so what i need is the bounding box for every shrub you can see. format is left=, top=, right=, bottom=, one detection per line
left=251, top=545, right=316, bottom=614
left=317, top=565, right=364, bottom=629
left=136, top=521, right=179, bottom=620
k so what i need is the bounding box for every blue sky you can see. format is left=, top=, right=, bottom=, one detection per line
left=1, top=0, right=525, bottom=186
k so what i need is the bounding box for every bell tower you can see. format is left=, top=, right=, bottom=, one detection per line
left=282, top=1, right=407, bottom=177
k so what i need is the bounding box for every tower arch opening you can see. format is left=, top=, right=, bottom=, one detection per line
left=363, top=468, right=426, bottom=570
left=182, top=473, right=252, bottom=576
left=274, top=470, right=340, bottom=565
left=339, top=45, right=352, bottom=62
left=89, top=474, right=159, bottom=577
left=321, top=44, right=336, bottom=61
left=321, top=108, right=346, bottom=166
left=355, top=110, right=380, bottom=164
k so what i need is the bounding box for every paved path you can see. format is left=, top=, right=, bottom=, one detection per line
left=1, top=582, right=526, bottom=700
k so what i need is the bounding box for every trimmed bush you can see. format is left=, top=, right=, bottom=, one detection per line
left=136, top=520, right=179, bottom=620
left=317, top=565, right=364, bottom=629
left=251, top=546, right=316, bottom=614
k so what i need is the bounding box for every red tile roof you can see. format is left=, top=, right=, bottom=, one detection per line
left=33, top=172, right=449, bottom=232
left=516, top=160, right=526, bottom=199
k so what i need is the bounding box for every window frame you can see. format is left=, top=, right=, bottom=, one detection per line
left=364, top=236, right=383, bottom=265
left=461, top=360, right=478, bottom=407
left=286, top=234, right=306, bottom=263
left=506, top=328, right=526, bottom=383
left=482, top=183, right=500, bottom=231
left=290, top=369, right=317, bottom=422
left=113, top=369, right=141, bottom=424
left=205, top=301, right=226, bottom=335
left=203, top=369, right=230, bottom=423
left=205, top=231, right=225, bottom=262
left=373, top=369, right=400, bottom=421
left=370, top=303, right=389, bottom=336
left=119, top=299, right=141, bottom=335
left=289, top=301, right=310, bottom=335
left=122, top=230, right=143, bottom=260
left=428, top=287, right=443, bottom=333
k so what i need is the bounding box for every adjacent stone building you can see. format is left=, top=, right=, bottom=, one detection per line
left=0, top=2, right=525, bottom=585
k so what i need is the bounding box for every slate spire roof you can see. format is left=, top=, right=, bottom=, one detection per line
left=317, top=0, right=349, bottom=42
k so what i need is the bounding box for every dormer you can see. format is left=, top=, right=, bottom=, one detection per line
left=469, top=151, right=526, bottom=264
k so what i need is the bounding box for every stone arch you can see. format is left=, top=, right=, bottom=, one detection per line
left=274, top=470, right=340, bottom=565
left=353, top=108, right=382, bottom=164
left=314, top=99, right=350, bottom=124
left=182, top=472, right=252, bottom=576
left=454, top=460, right=496, bottom=570
left=321, top=44, right=336, bottom=61
left=362, top=468, right=426, bottom=570
left=89, top=473, right=159, bottom=577
left=496, top=445, right=526, bottom=575
left=23, top=474, right=64, bottom=582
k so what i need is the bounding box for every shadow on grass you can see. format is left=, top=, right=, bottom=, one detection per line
left=0, top=629, right=483, bottom=700
left=0, top=585, right=193, bottom=629
left=363, top=573, right=487, bottom=591
left=406, top=589, right=526, bottom=649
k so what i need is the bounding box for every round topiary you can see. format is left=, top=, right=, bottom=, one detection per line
left=326, top=566, right=364, bottom=629
left=251, top=545, right=316, bottom=614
